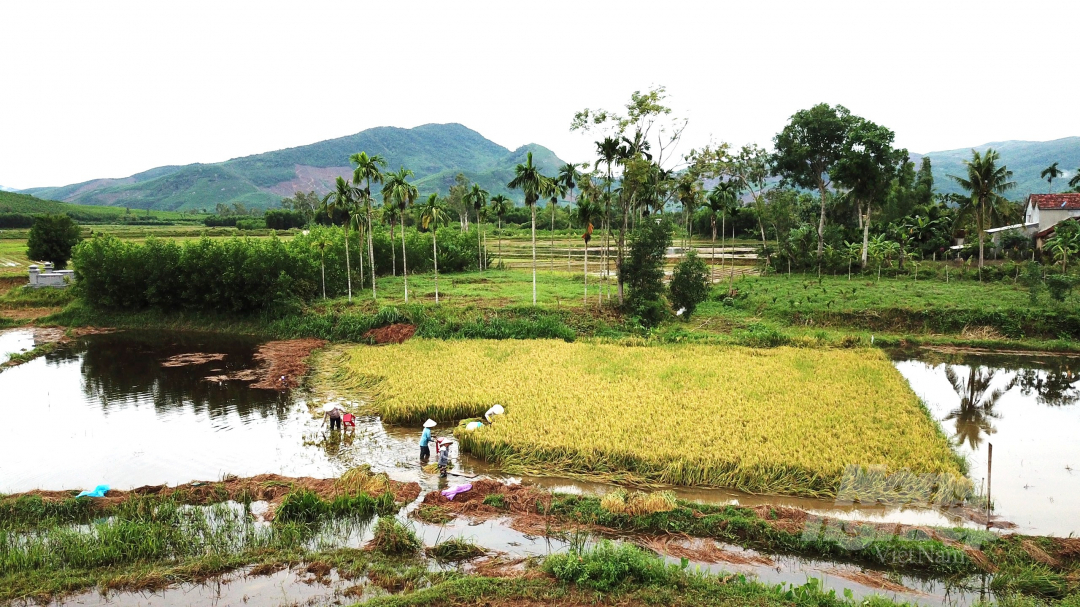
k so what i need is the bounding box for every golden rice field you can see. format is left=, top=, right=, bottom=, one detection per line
left=333, top=339, right=965, bottom=497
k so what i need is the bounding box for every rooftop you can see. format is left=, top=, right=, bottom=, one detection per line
left=1028, top=193, right=1080, bottom=210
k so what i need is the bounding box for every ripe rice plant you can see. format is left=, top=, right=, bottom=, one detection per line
left=336, top=339, right=967, bottom=497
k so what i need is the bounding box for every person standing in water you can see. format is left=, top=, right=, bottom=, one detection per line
left=437, top=439, right=453, bottom=478
left=420, top=419, right=436, bottom=463
left=323, top=403, right=343, bottom=431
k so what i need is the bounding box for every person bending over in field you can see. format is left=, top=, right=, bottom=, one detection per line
left=437, top=439, right=453, bottom=478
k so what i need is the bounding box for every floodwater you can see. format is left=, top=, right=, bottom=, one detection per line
left=892, top=349, right=1080, bottom=537
left=1, top=330, right=1075, bottom=538
left=0, top=327, right=35, bottom=362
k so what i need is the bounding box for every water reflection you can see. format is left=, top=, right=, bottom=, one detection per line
left=942, top=366, right=1011, bottom=449
left=892, top=350, right=1080, bottom=536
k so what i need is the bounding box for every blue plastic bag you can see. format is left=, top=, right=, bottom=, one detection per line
left=76, top=484, right=110, bottom=498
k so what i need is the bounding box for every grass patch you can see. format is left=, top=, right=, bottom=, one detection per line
left=368, top=517, right=422, bottom=556
left=427, top=537, right=485, bottom=562
left=333, top=339, right=965, bottom=497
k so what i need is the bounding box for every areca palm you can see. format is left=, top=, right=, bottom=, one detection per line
left=419, top=193, right=449, bottom=303
left=1041, top=162, right=1063, bottom=193
left=675, top=175, right=700, bottom=250
left=595, top=138, right=620, bottom=301
left=949, top=149, right=1016, bottom=272
left=309, top=228, right=333, bottom=299
left=707, top=182, right=740, bottom=274
left=322, top=176, right=361, bottom=302
left=382, top=167, right=418, bottom=302
left=350, top=151, right=386, bottom=299
left=547, top=181, right=567, bottom=271
left=575, top=193, right=600, bottom=305
left=489, top=194, right=511, bottom=269
left=463, top=184, right=489, bottom=271
left=508, top=151, right=547, bottom=305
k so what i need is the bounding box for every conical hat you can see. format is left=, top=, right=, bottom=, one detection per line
left=423, top=419, right=437, bottom=428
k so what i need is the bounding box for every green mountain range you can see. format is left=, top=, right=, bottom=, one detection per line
left=917, top=137, right=1080, bottom=200
left=22, top=124, right=567, bottom=211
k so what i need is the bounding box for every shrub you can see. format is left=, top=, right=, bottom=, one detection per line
left=669, top=250, right=710, bottom=319
left=264, top=209, right=307, bottom=230
left=1046, top=274, right=1074, bottom=302
left=0, top=212, right=35, bottom=228
left=622, top=218, right=673, bottom=328
left=236, top=218, right=264, bottom=230
left=26, top=214, right=82, bottom=268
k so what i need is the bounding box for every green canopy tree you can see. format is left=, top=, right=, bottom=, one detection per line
left=26, top=214, right=81, bottom=269
left=382, top=167, right=418, bottom=302
left=350, top=151, right=387, bottom=299
left=508, top=151, right=548, bottom=305
left=321, top=176, right=361, bottom=302
left=772, top=103, right=852, bottom=265
left=419, top=193, right=449, bottom=302
left=949, top=149, right=1016, bottom=271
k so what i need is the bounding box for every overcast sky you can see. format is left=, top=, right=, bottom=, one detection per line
left=2, top=0, right=1077, bottom=189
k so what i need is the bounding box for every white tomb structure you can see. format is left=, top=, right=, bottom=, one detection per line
left=27, top=263, right=74, bottom=288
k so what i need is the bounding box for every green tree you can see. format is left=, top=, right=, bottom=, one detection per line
left=772, top=103, right=852, bottom=264
left=729, top=144, right=773, bottom=267
left=489, top=194, right=512, bottom=269
left=595, top=137, right=620, bottom=301
left=675, top=174, right=700, bottom=250
left=1070, top=168, right=1080, bottom=192
left=382, top=167, right=418, bottom=302
left=350, top=151, right=387, bottom=299
left=26, top=214, right=81, bottom=269
left=419, top=193, right=450, bottom=303
left=321, top=176, right=360, bottom=302
left=949, top=149, right=1016, bottom=272
left=669, top=250, right=710, bottom=319
left=831, top=116, right=906, bottom=268
left=1041, top=162, right=1063, bottom=193
left=281, top=191, right=321, bottom=224
left=575, top=193, right=600, bottom=305
left=546, top=180, right=567, bottom=271
left=622, top=217, right=673, bottom=328
left=508, top=151, right=547, bottom=305
left=1045, top=220, right=1080, bottom=272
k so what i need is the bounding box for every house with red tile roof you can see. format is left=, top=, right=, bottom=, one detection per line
left=1023, top=193, right=1080, bottom=249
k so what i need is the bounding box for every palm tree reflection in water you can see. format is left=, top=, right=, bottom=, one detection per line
left=943, top=365, right=1015, bottom=449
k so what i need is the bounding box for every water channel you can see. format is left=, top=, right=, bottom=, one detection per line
left=0, top=328, right=1076, bottom=606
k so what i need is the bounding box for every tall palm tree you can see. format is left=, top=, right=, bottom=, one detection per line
left=309, top=228, right=333, bottom=299
left=382, top=167, right=418, bottom=302
left=675, top=175, right=700, bottom=250
left=595, top=138, right=620, bottom=301
left=707, top=182, right=740, bottom=275
left=949, top=149, right=1016, bottom=271
left=557, top=163, right=582, bottom=272
left=419, top=193, right=449, bottom=303
left=350, top=151, right=386, bottom=299
left=322, top=176, right=360, bottom=302
left=381, top=204, right=398, bottom=276
left=489, top=194, right=511, bottom=269
left=1041, top=162, right=1063, bottom=193
left=508, top=151, right=547, bottom=305
left=464, top=184, right=489, bottom=271
left=547, top=181, right=567, bottom=271
left=575, top=193, right=599, bottom=306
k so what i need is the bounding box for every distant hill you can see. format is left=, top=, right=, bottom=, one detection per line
left=0, top=190, right=192, bottom=223
left=0, top=185, right=16, bottom=192
left=23, top=124, right=568, bottom=211
left=917, top=137, right=1080, bottom=200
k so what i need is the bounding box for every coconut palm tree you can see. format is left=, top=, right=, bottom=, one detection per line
left=463, top=184, right=489, bottom=271
left=489, top=194, right=511, bottom=269
left=1041, top=162, right=1063, bottom=193
left=321, top=176, right=360, bottom=302
left=419, top=193, right=449, bottom=303
left=949, top=149, right=1016, bottom=272
left=508, top=151, right=547, bottom=305
left=382, top=167, right=418, bottom=302
left=944, top=365, right=1014, bottom=449
left=575, top=193, right=599, bottom=306
left=1070, top=169, right=1080, bottom=192
left=309, top=228, right=333, bottom=299
left=350, top=152, right=386, bottom=299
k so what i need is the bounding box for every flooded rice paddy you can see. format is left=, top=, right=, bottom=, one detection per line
left=0, top=329, right=1077, bottom=606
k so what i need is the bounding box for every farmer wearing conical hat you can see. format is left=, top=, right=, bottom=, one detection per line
left=420, top=419, right=436, bottom=463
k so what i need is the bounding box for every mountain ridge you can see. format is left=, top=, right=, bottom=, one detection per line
left=23, top=123, right=567, bottom=211
left=915, top=136, right=1080, bottom=199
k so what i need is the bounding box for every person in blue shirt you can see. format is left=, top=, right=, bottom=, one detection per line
left=420, top=419, right=436, bottom=463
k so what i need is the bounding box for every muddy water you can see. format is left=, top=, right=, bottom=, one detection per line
left=1, top=330, right=1073, bottom=539
left=0, top=327, right=34, bottom=362
left=892, top=350, right=1080, bottom=537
